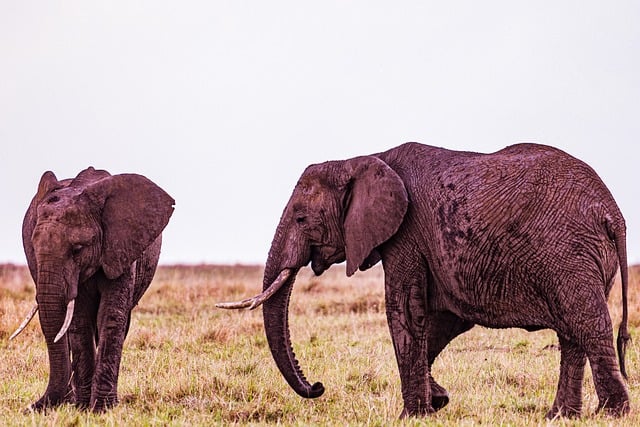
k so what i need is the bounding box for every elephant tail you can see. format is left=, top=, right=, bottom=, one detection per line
left=613, top=227, right=630, bottom=380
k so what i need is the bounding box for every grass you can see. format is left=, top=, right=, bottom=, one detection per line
left=1, top=263, right=639, bottom=426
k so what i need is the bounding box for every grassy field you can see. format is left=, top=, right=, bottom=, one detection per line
left=1, top=263, right=639, bottom=426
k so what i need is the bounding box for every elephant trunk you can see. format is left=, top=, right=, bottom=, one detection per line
left=261, top=266, right=325, bottom=399
left=33, top=266, right=74, bottom=408
left=216, top=265, right=323, bottom=398
left=218, top=206, right=323, bottom=398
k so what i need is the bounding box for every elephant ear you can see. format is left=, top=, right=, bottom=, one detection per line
left=83, top=174, right=175, bottom=279
left=343, top=156, right=408, bottom=277
left=22, top=171, right=62, bottom=282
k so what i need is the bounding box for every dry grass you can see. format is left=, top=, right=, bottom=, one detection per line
left=1, top=263, right=639, bottom=426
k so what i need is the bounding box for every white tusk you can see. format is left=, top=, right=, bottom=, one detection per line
left=53, top=299, right=75, bottom=343
left=9, top=304, right=39, bottom=340
left=216, top=269, right=292, bottom=310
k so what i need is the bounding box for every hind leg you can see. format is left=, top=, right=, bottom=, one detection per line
left=588, top=334, right=629, bottom=415
left=551, top=284, right=629, bottom=417
left=546, top=336, right=586, bottom=419
left=428, top=311, right=474, bottom=411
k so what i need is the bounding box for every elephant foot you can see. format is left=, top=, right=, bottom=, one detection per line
left=28, top=397, right=49, bottom=413
left=27, top=388, right=74, bottom=413
left=399, top=403, right=436, bottom=418
left=597, top=394, right=630, bottom=417
left=90, top=395, right=119, bottom=413
left=75, top=399, right=90, bottom=410
left=545, top=405, right=581, bottom=420
left=74, top=385, right=92, bottom=410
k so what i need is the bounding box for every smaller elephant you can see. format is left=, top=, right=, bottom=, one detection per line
left=11, top=167, right=174, bottom=412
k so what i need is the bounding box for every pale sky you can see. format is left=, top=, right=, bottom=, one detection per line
left=1, top=1, right=639, bottom=265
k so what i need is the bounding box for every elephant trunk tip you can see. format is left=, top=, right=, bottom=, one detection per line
left=297, top=381, right=325, bottom=399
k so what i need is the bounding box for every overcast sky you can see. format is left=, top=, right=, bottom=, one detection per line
left=1, top=1, right=639, bottom=266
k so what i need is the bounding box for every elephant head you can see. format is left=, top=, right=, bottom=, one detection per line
left=12, top=167, right=174, bottom=409
left=218, top=156, right=408, bottom=398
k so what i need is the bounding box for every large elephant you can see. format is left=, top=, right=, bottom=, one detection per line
left=11, top=167, right=174, bottom=412
left=218, top=142, right=630, bottom=418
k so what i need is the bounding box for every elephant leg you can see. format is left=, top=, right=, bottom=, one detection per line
left=427, top=311, right=475, bottom=411
left=91, top=271, right=134, bottom=412
left=546, top=336, right=586, bottom=419
left=383, top=259, right=433, bottom=417
left=68, top=284, right=99, bottom=409
left=587, top=337, right=629, bottom=415
left=554, top=284, right=629, bottom=416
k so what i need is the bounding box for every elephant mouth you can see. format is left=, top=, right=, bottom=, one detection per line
left=310, top=245, right=345, bottom=276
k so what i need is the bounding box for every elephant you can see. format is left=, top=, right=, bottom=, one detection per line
left=10, top=167, right=174, bottom=412
left=218, top=142, right=630, bottom=419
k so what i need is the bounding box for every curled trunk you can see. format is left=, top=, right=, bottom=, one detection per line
left=261, top=267, right=324, bottom=398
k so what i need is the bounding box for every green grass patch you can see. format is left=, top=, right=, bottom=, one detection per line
left=1, top=264, right=639, bottom=425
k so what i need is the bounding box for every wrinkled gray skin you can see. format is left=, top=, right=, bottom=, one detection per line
left=257, top=143, right=630, bottom=418
left=22, top=167, right=174, bottom=412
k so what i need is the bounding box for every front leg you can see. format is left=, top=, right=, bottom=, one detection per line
left=383, top=258, right=433, bottom=417
left=91, top=269, right=134, bottom=412
left=427, top=311, right=475, bottom=411
left=68, top=282, right=99, bottom=409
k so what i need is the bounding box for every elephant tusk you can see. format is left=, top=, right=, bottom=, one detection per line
left=216, top=268, right=292, bottom=310
left=9, top=304, right=39, bottom=340
left=53, top=299, right=75, bottom=343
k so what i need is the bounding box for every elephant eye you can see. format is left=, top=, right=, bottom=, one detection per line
left=71, top=244, right=83, bottom=257
left=295, top=216, right=307, bottom=224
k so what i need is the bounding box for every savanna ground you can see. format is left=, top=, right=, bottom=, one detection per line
left=1, top=263, right=639, bottom=426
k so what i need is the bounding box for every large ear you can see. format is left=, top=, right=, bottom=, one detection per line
left=343, top=156, right=408, bottom=276
left=22, top=171, right=61, bottom=281
left=83, top=174, right=175, bottom=279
